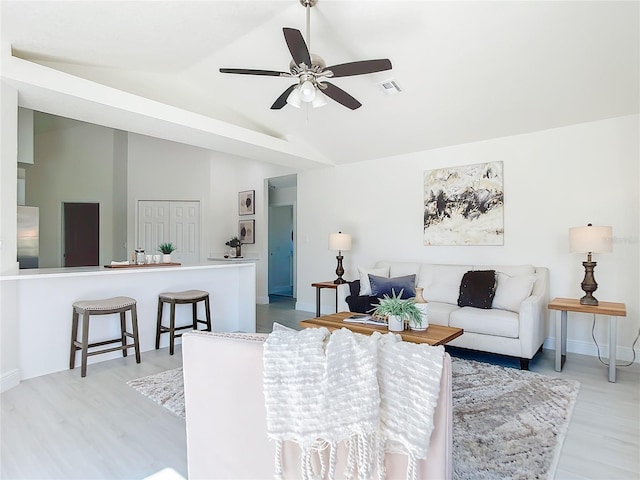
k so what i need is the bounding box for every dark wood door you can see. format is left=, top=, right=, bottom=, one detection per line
left=64, top=202, right=99, bottom=267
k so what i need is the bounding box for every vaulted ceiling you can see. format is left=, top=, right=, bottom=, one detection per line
left=2, top=0, right=638, bottom=166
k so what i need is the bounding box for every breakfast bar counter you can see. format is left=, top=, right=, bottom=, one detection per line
left=1, top=262, right=256, bottom=380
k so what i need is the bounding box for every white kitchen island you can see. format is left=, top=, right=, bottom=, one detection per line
left=0, top=262, right=255, bottom=381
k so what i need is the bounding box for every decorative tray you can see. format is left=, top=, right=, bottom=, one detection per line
left=104, top=262, right=181, bottom=268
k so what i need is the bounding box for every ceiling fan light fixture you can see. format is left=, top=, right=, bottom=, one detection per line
left=299, top=80, right=316, bottom=102
left=311, top=91, right=327, bottom=108
left=286, top=87, right=302, bottom=108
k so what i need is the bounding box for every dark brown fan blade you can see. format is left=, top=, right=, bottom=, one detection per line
left=219, top=68, right=289, bottom=77
left=283, top=28, right=311, bottom=67
left=271, top=84, right=297, bottom=110
left=325, top=59, right=392, bottom=78
left=321, top=82, right=362, bottom=110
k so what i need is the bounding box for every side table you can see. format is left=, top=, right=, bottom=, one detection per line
left=548, top=297, right=627, bottom=382
left=311, top=281, right=342, bottom=317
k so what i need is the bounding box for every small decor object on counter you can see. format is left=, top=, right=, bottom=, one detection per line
left=370, top=289, right=423, bottom=332
left=158, top=242, right=177, bottom=263
left=135, top=248, right=145, bottom=265
left=225, top=236, right=243, bottom=257
left=238, top=190, right=255, bottom=215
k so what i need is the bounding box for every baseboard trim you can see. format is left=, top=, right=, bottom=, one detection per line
left=256, top=295, right=269, bottom=305
left=294, top=301, right=316, bottom=314
left=1, top=368, right=20, bottom=392
left=544, top=337, right=639, bottom=363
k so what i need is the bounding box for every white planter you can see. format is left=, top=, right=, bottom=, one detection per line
left=411, top=303, right=429, bottom=331
left=387, top=314, right=404, bottom=332
left=162, top=253, right=172, bottom=263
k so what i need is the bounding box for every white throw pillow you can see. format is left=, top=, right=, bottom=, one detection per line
left=358, top=266, right=390, bottom=295
left=492, top=273, right=536, bottom=313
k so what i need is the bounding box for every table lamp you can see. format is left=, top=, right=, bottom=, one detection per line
left=569, top=224, right=612, bottom=306
left=328, top=232, right=351, bottom=284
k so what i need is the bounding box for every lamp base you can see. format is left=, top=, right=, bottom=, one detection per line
left=334, top=254, right=346, bottom=285
left=579, top=260, right=599, bottom=306
left=579, top=294, right=599, bottom=306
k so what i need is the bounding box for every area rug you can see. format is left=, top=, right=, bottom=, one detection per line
left=127, top=358, right=579, bottom=479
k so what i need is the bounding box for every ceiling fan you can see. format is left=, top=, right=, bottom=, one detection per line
left=219, top=0, right=392, bottom=110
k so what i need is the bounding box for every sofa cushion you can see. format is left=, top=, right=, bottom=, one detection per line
left=449, top=307, right=519, bottom=338
left=492, top=273, right=535, bottom=313
left=427, top=302, right=460, bottom=326
left=375, top=261, right=423, bottom=280
left=358, top=266, right=390, bottom=295
left=419, top=265, right=471, bottom=304
left=457, top=270, right=496, bottom=309
left=479, top=265, right=536, bottom=277
left=369, top=274, right=416, bottom=299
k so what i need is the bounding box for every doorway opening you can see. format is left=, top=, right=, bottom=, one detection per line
left=267, top=175, right=297, bottom=301
left=63, top=202, right=99, bottom=267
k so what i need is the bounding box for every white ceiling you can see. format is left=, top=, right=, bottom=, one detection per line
left=2, top=0, right=638, bottom=166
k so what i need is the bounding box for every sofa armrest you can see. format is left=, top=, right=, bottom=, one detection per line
left=337, top=283, right=350, bottom=312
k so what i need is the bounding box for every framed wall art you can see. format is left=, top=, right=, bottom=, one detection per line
left=423, top=161, right=504, bottom=246
left=239, top=190, right=255, bottom=215
left=239, top=219, right=255, bottom=244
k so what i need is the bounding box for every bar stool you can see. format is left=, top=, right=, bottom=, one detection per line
left=155, top=290, right=212, bottom=355
left=69, top=296, right=141, bottom=377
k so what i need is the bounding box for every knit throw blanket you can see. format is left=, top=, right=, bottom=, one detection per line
left=263, top=326, right=444, bottom=480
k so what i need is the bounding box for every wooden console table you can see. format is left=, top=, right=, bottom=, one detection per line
left=548, top=297, right=626, bottom=382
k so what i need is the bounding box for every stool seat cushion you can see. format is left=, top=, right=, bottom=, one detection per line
left=160, top=290, right=209, bottom=301
left=73, top=296, right=136, bottom=312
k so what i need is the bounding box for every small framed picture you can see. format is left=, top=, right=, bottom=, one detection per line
left=239, top=190, right=255, bottom=215
left=239, top=219, right=255, bottom=244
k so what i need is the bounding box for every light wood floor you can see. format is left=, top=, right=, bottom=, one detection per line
left=1, top=297, right=638, bottom=479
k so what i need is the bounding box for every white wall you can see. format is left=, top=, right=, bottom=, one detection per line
left=126, top=133, right=294, bottom=303
left=297, top=115, right=639, bottom=361
left=29, top=120, right=117, bottom=267
left=0, top=81, right=20, bottom=390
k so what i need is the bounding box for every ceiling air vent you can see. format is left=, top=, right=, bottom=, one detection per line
left=379, top=79, right=402, bottom=95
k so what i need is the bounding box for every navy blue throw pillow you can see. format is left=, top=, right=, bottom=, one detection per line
left=369, top=274, right=416, bottom=299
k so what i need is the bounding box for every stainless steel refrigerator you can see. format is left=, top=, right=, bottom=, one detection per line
left=17, top=206, right=39, bottom=269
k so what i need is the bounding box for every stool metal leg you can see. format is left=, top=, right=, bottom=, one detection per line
left=155, top=298, right=163, bottom=350
left=204, top=295, right=212, bottom=331
left=131, top=304, right=141, bottom=364
left=169, top=301, right=176, bottom=356
left=70, top=309, right=79, bottom=369
left=81, top=311, right=90, bottom=378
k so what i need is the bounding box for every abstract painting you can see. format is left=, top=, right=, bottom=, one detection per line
left=239, top=190, right=255, bottom=215
left=239, top=219, right=255, bottom=244
left=424, top=162, right=504, bottom=245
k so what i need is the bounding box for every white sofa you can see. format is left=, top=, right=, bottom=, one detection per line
left=182, top=330, right=453, bottom=479
left=338, top=261, right=549, bottom=369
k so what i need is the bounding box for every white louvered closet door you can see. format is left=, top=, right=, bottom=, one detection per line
left=137, top=200, right=200, bottom=264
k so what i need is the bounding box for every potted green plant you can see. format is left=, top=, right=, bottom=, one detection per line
left=370, top=289, right=423, bottom=332
left=158, top=242, right=176, bottom=263
left=225, top=236, right=243, bottom=258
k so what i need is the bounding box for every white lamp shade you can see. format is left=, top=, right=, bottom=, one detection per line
left=299, top=80, right=316, bottom=102
left=569, top=225, right=612, bottom=253
left=286, top=87, right=302, bottom=108
left=311, top=91, right=327, bottom=108
left=329, top=232, right=351, bottom=251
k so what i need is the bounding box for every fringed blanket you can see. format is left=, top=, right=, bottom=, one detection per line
left=263, top=326, right=444, bottom=480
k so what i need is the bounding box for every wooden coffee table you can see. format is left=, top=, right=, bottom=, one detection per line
left=300, top=311, right=463, bottom=346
